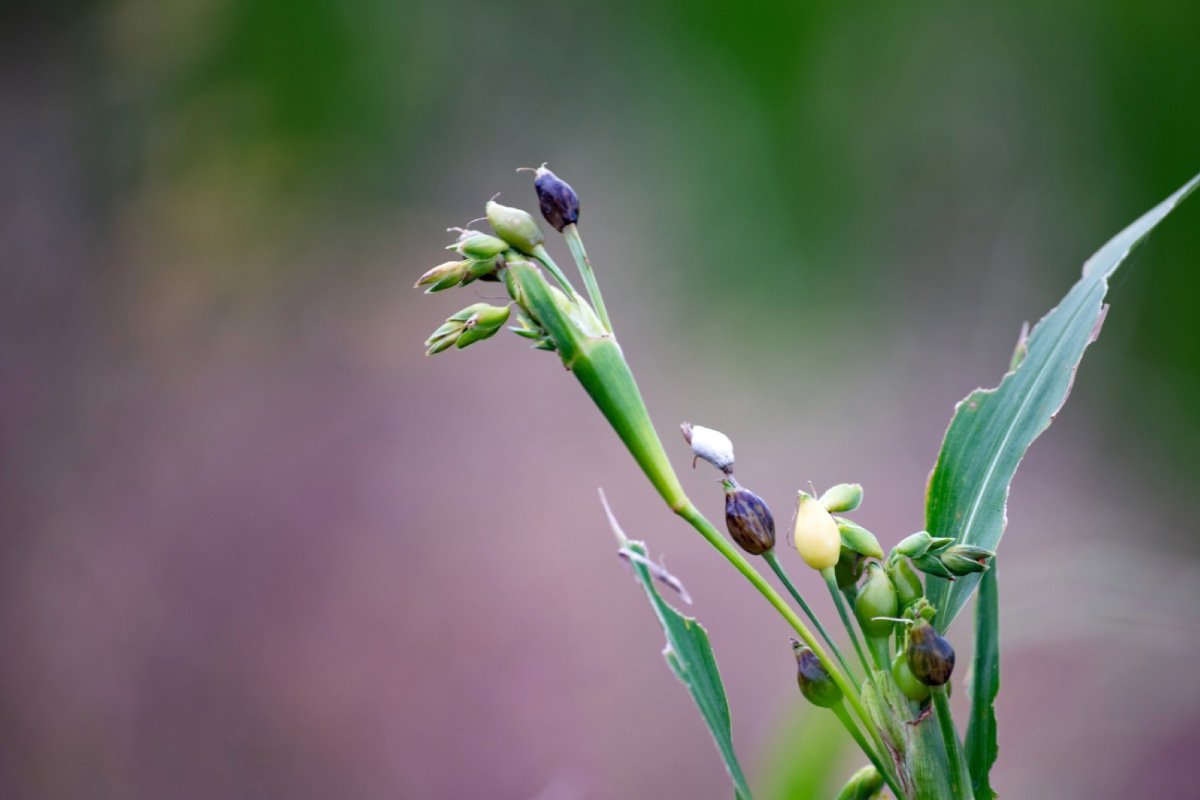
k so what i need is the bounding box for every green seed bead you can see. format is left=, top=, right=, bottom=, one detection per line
left=891, top=651, right=930, bottom=702
left=486, top=200, right=545, bottom=255
left=854, top=563, right=898, bottom=638
left=888, top=557, right=923, bottom=609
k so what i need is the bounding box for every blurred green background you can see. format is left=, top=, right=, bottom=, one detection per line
left=2, top=0, right=1198, bottom=798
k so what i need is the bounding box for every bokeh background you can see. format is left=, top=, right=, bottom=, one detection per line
left=3, top=1, right=1199, bottom=797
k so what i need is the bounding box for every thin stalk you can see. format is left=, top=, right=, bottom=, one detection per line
left=866, top=636, right=892, bottom=674
left=820, top=568, right=873, bottom=677
left=530, top=244, right=580, bottom=298
left=674, top=503, right=902, bottom=794
left=763, top=551, right=859, bottom=689
left=831, top=702, right=907, bottom=800
left=931, top=685, right=973, bottom=800
left=563, top=224, right=612, bottom=332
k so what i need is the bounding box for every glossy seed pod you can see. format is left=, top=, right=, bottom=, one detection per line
left=888, top=557, right=924, bottom=609
left=794, top=644, right=843, bottom=708
left=724, top=484, right=775, bottom=555
left=891, top=651, right=930, bottom=702
left=792, top=492, right=841, bottom=570
left=854, top=563, right=899, bottom=638
left=532, top=165, right=580, bottom=232
left=906, top=619, right=955, bottom=686
left=486, top=200, right=545, bottom=255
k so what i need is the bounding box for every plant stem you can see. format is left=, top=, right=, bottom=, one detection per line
left=563, top=224, right=612, bottom=332
left=931, top=685, right=973, bottom=800
left=820, top=568, right=873, bottom=677
left=762, top=551, right=859, bottom=688
left=866, top=636, right=892, bottom=674
left=530, top=244, right=580, bottom=298
left=831, top=702, right=907, bottom=800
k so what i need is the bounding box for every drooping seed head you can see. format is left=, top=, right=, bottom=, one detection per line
left=793, top=643, right=842, bottom=708
left=792, top=492, right=841, bottom=570
left=906, top=619, right=955, bottom=686
left=723, top=481, right=775, bottom=555
left=681, top=422, right=735, bottom=473
left=531, top=165, right=580, bottom=232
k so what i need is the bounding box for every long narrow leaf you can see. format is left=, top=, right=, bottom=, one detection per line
left=965, top=565, right=999, bottom=798
left=601, top=492, right=753, bottom=800
left=925, top=174, right=1200, bottom=630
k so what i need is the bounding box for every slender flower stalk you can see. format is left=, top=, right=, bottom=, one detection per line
left=765, top=551, right=859, bottom=687
left=820, top=567, right=873, bottom=677
left=563, top=224, right=612, bottom=332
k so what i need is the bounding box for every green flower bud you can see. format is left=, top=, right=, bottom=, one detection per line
left=912, top=552, right=956, bottom=580
left=452, top=231, right=509, bottom=260
left=820, top=483, right=863, bottom=513
left=415, top=260, right=468, bottom=293
left=792, top=492, right=841, bottom=570
left=833, top=546, right=866, bottom=591
left=834, top=765, right=885, bottom=800
left=891, top=651, right=930, bottom=702
left=906, top=619, right=955, bottom=686
left=855, top=563, right=899, bottom=638
left=939, top=544, right=994, bottom=576
left=893, top=531, right=934, bottom=558
left=837, top=519, right=884, bottom=560
left=461, top=254, right=504, bottom=285
left=887, top=556, right=923, bottom=609
left=793, top=643, right=842, bottom=708
left=723, top=481, right=775, bottom=555
left=532, top=165, right=580, bottom=233
left=424, top=303, right=511, bottom=355
left=486, top=199, right=544, bottom=255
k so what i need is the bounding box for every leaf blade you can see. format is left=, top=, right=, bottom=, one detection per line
left=602, top=494, right=753, bottom=800
left=925, top=174, right=1200, bottom=630
left=965, top=565, right=999, bottom=799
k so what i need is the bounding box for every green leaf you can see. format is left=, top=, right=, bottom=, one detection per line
left=925, top=173, right=1200, bottom=631
left=601, top=492, right=753, bottom=800
left=965, top=566, right=999, bottom=799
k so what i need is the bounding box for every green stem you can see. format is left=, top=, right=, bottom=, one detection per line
left=821, top=568, right=874, bottom=678
left=764, top=551, right=859, bottom=688
left=563, top=224, right=612, bottom=332
left=866, top=636, right=892, bottom=675
left=530, top=244, right=580, bottom=298
left=931, top=685, right=973, bottom=800
left=832, top=702, right=906, bottom=800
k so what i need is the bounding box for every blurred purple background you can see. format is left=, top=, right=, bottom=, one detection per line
left=2, top=1, right=1199, bottom=798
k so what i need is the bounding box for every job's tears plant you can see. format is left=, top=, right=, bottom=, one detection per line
left=416, top=165, right=1200, bottom=799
